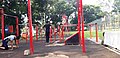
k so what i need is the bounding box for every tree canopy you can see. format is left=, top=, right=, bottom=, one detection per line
left=0, top=0, right=104, bottom=26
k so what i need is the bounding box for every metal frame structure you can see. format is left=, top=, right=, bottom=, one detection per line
left=0, top=9, right=19, bottom=41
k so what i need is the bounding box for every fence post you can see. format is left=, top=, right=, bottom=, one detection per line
left=89, top=24, right=92, bottom=39
left=95, top=23, right=98, bottom=42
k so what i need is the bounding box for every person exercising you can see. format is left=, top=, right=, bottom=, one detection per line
left=0, top=35, right=17, bottom=50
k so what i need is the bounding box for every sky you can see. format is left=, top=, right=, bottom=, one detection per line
left=82, top=0, right=99, bottom=5
left=82, top=0, right=114, bottom=12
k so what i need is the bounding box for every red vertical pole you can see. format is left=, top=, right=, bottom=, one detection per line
left=54, top=28, right=56, bottom=41
left=26, top=30, right=28, bottom=43
left=89, top=24, right=92, bottom=39
left=58, top=26, right=61, bottom=41
left=79, top=0, right=86, bottom=53
left=16, top=16, right=19, bottom=44
left=1, top=8, right=4, bottom=40
left=95, top=23, right=98, bottom=42
left=50, top=26, right=52, bottom=43
left=36, top=24, right=38, bottom=40
left=16, top=17, right=19, bottom=37
left=78, top=0, right=81, bottom=46
left=28, top=0, right=34, bottom=54
left=61, top=26, right=64, bottom=41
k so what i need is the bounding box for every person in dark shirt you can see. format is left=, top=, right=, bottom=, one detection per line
left=43, top=21, right=51, bottom=43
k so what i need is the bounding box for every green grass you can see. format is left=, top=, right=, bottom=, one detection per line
left=84, top=31, right=103, bottom=40
left=64, top=31, right=103, bottom=40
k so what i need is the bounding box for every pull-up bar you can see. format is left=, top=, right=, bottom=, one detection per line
left=4, top=14, right=19, bottom=36
left=0, top=10, right=19, bottom=44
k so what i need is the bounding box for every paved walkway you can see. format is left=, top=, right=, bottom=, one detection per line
left=0, top=39, right=120, bottom=58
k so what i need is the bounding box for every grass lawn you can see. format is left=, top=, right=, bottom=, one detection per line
left=64, top=31, right=103, bottom=40
left=84, top=31, right=103, bottom=40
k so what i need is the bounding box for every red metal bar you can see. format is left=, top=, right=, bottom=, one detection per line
left=1, top=8, right=4, bottom=40
left=50, top=26, right=52, bottom=43
left=61, top=26, right=64, bottom=41
left=36, top=24, right=38, bottom=40
left=54, top=28, right=56, bottom=41
left=15, top=17, right=19, bottom=37
left=95, top=23, right=98, bottom=42
left=28, top=0, right=34, bottom=54
left=78, top=0, right=81, bottom=46
left=79, top=0, right=86, bottom=53
left=58, top=26, right=61, bottom=41
left=81, top=16, right=86, bottom=53
left=15, top=17, right=19, bottom=44
left=26, top=31, right=28, bottom=43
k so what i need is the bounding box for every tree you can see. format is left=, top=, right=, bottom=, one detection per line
left=83, top=5, right=104, bottom=23
left=113, top=0, right=120, bottom=12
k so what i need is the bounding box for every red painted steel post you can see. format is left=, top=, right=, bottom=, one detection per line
left=95, top=23, right=98, bottom=42
left=58, top=26, right=61, bottom=41
left=77, top=0, right=81, bottom=46
left=79, top=0, right=86, bottom=53
left=1, top=8, right=4, bottom=40
left=54, top=28, right=56, bottom=41
left=61, top=26, right=64, bottom=41
left=49, top=26, right=52, bottom=43
left=28, top=0, right=34, bottom=54
left=16, top=16, right=19, bottom=44
left=26, top=30, right=28, bottom=43
left=89, top=24, right=92, bottom=39
left=36, top=24, right=38, bottom=40
left=16, top=17, right=19, bottom=37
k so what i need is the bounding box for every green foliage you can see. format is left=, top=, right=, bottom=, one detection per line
left=113, top=0, right=120, bottom=12
left=84, top=31, right=103, bottom=39
left=0, top=0, right=104, bottom=27
left=65, top=31, right=103, bottom=39
left=83, top=5, right=104, bottom=23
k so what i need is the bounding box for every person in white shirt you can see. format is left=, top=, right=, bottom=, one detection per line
left=1, top=35, right=17, bottom=50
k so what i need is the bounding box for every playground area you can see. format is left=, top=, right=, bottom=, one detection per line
left=0, top=39, right=120, bottom=58
left=1, top=0, right=120, bottom=58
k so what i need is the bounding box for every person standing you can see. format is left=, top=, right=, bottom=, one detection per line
left=43, top=21, right=51, bottom=43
